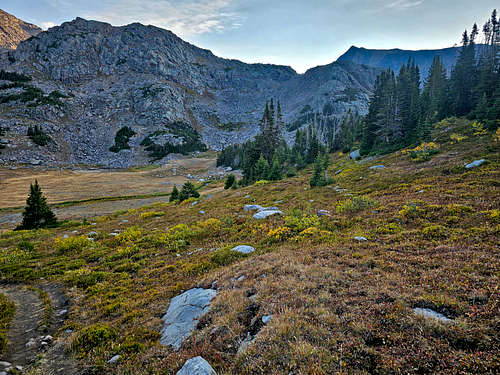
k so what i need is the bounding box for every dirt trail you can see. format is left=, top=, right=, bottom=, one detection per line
left=0, top=284, right=80, bottom=374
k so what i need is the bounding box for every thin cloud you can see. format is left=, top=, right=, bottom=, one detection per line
left=82, top=0, right=244, bottom=37
left=386, top=0, right=424, bottom=10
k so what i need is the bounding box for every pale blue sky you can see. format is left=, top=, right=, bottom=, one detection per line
left=3, top=0, right=498, bottom=73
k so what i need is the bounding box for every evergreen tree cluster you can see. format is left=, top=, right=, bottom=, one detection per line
left=361, top=10, right=500, bottom=155
left=217, top=99, right=333, bottom=185
left=169, top=182, right=200, bottom=203
left=16, top=180, right=57, bottom=230
left=109, top=126, right=136, bottom=153
left=27, top=125, right=51, bottom=146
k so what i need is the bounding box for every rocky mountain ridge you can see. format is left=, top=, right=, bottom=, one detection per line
left=0, top=9, right=41, bottom=50
left=0, top=17, right=380, bottom=167
left=337, top=45, right=462, bottom=77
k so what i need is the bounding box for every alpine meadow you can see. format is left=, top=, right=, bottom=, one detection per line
left=0, top=3, right=498, bottom=375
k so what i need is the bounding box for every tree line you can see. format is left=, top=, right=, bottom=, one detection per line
left=361, top=9, right=499, bottom=155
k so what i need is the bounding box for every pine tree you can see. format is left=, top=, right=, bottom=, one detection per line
left=169, top=185, right=179, bottom=202
left=268, top=154, right=282, bottom=181
left=16, top=180, right=57, bottom=230
left=253, top=155, right=270, bottom=180
left=224, top=174, right=236, bottom=189
left=178, top=182, right=199, bottom=202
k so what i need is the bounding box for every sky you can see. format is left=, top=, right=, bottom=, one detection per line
left=3, top=0, right=498, bottom=73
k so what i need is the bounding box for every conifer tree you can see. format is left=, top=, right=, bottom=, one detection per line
left=253, top=155, right=270, bottom=180
left=169, top=185, right=179, bottom=202
left=268, top=154, right=282, bottom=181
left=16, top=180, right=57, bottom=230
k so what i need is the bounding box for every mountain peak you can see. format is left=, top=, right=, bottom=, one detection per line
left=0, top=8, right=41, bottom=49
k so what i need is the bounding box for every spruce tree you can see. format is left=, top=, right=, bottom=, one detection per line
left=253, top=155, right=270, bottom=180
left=224, top=174, right=236, bottom=189
left=16, top=180, right=57, bottom=230
left=169, top=185, right=179, bottom=202
left=268, top=154, right=282, bottom=181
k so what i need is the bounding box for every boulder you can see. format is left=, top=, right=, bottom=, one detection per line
left=413, top=308, right=452, bottom=323
left=161, top=288, right=217, bottom=350
left=465, top=159, right=485, bottom=169
left=176, top=357, right=216, bottom=375
left=349, top=149, right=360, bottom=159
left=232, top=245, right=255, bottom=254
left=244, top=204, right=264, bottom=212
left=253, top=210, right=283, bottom=220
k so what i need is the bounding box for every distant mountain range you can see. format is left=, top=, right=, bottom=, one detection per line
left=337, top=45, right=471, bottom=78
left=0, top=9, right=41, bottom=50
left=0, top=10, right=467, bottom=167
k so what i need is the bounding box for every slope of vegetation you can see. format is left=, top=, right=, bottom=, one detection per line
left=0, top=118, right=498, bottom=374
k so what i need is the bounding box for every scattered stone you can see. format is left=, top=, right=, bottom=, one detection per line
left=349, top=149, right=360, bottom=159
left=253, top=210, right=283, bottom=220
left=465, top=159, right=485, bottom=169
left=176, top=356, right=216, bottom=375
left=262, top=315, right=272, bottom=324
left=317, top=209, right=331, bottom=217
left=244, top=204, right=263, bottom=212
left=370, top=165, right=385, bottom=170
left=161, top=288, right=217, bottom=350
left=108, top=355, right=121, bottom=364
left=354, top=236, right=368, bottom=241
left=413, top=308, right=452, bottom=323
left=232, top=245, right=255, bottom=254
left=25, top=338, right=36, bottom=348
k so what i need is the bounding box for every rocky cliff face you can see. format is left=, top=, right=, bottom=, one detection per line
left=0, top=9, right=41, bottom=50
left=0, top=17, right=380, bottom=167
left=337, top=45, right=461, bottom=78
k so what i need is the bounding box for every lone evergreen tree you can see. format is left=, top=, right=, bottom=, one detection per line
left=169, top=185, right=179, bottom=202
left=16, top=180, right=57, bottom=230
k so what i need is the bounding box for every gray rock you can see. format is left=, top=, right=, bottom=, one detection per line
left=349, top=149, right=360, bottom=159
left=262, top=315, right=272, bottom=324
left=232, top=245, right=255, bottom=254
left=253, top=210, right=283, bottom=219
left=413, top=308, right=452, bottom=323
left=161, top=288, right=217, bottom=350
left=176, top=357, right=216, bottom=375
left=107, top=355, right=121, bottom=364
left=354, top=236, right=367, bottom=241
left=465, top=159, right=485, bottom=169
left=369, top=165, right=385, bottom=170
left=244, top=204, right=264, bottom=212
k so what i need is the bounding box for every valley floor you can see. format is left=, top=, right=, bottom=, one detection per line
left=0, top=120, right=498, bottom=374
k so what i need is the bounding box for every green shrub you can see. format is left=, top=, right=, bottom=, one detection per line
left=336, top=196, right=377, bottom=214
left=210, top=247, right=248, bottom=266
left=55, top=236, right=90, bottom=254
left=72, top=323, right=115, bottom=355
left=422, top=225, right=448, bottom=239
